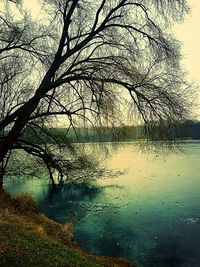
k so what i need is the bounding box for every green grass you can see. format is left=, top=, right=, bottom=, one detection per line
left=0, top=219, right=101, bottom=267
left=0, top=191, right=135, bottom=267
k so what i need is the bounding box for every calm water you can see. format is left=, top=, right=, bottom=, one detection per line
left=5, top=142, right=200, bottom=267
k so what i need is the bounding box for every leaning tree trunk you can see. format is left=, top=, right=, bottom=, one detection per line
left=0, top=99, right=38, bottom=163
left=0, top=45, right=67, bottom=185
left=0, top=98, right=42, bottom=191
left=0, top=167, right=4, bottom=192
left=0, top=57, right=60, bottom=165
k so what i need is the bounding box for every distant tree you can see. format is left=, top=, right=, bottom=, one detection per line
left=0, top=0, right=193, bottom=189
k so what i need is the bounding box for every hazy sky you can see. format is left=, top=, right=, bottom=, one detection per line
left=173, top=0, right=200, bottom=117
left=16, top=0, right=200, bottom=118
left=174, top=0, right=200, bottom=85
left=23, top=0, right=200, bottom=81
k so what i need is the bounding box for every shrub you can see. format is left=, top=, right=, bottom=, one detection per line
left=13, top=194, right=37, bottom=213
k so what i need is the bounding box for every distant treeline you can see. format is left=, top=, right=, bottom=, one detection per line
left=2, top=120, right=200, bottom=145
left=170, top=120, right=200, bottom=139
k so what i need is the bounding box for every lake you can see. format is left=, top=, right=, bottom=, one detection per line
left=5, top=141, right=200, bottom=267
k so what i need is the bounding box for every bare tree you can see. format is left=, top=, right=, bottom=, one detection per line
left=0, top=0, right=193, bottom=189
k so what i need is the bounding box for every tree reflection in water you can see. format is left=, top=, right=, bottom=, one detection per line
left=38, top=182, right=102, bottom=223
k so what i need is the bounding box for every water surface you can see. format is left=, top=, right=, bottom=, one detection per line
left=5, top=141, right=200, bottom=267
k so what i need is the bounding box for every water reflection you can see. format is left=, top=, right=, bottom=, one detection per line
left=75, top=216, right=138, bottom=260
left=5, top=141, right=200, bottom=267
left=146, top=237, right=200, bottom=267
left=38, top=182, right=102, bottom=223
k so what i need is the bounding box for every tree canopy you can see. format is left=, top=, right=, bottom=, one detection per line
left=0, top=0, right=193, bottom=188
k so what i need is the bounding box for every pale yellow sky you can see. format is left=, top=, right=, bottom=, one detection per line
left=173, top=0, right=200, bottom=117
left=174, top=0, right=200, bottom=86
left=4, top=0, right=200, bottom=118
left=23, top=0, right=200, bottom=85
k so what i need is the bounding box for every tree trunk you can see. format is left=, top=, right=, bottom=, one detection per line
left=0, top=97, right=39, bottom=163
left=0, top=64, right=58, bottom=164
left=0, top=167, right=4, bottom=192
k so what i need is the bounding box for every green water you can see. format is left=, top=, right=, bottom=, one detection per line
left=5, top=141, right=200, bottom=267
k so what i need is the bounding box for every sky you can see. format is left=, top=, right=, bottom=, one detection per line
left=7, top=0, right=200, bottom=119
left=174, top=0, right=200, bottom=86
left=173, top=0, right=200, bottom=117
left=22, top=0, right=200, bottom=81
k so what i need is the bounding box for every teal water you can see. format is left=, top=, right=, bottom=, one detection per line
left=5, top=141, right=200, bottom=267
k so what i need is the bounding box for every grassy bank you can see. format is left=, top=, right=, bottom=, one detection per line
left=0, top=191, right=135, bottom=267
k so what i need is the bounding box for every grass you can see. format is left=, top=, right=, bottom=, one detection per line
left=0, top=190, right=135, bottom=267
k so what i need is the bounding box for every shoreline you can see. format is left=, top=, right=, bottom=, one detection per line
left=0, top=191, right=135, bottom=267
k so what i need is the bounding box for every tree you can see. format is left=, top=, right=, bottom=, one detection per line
left=0, top=0, right=193, bottom=189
